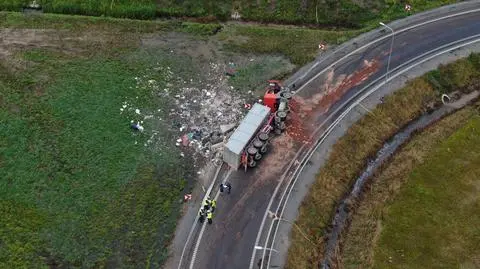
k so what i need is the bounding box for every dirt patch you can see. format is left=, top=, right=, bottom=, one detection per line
left=253, top=134, right=298, bottom=180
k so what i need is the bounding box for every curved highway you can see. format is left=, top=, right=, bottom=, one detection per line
left=176, top=2, right=480, bottom=269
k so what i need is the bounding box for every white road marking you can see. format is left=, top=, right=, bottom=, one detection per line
left=177, top=6, right=480, bottom=269
left=250, top=10, right=480, bottom=266
left=260, top=36, right=480, bottom=269
left=292, top=8, right=480, bottom=93
left=188, top=169, right=232, bottom=269
left=177, top=166, right=224, bottom=269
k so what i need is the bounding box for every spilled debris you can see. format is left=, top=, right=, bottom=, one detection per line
left=120, top=61, right=249, bottom=166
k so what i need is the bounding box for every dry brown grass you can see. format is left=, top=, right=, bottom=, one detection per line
left=285, top=78, right=436, bottom=269
left=340, top=107, right=476, bottom=269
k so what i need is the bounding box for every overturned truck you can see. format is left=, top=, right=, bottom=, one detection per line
left=223, top=81, right=293, bottom=171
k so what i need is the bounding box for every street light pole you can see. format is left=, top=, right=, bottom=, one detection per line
left=379, top=22, right=395, bottom=88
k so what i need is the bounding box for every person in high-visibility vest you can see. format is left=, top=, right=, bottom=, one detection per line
left=207, top=211, right=213, bottom=224
left=211, top=200, right=217, bottom=212
left=203, top=197, right=212, bottom=211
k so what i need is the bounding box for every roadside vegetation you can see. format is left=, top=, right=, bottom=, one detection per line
left=219, top=24, right=360, bottom=65
left=0, top=11, right=245, bottom=268
left=1, top=0, right=459, bottom=27
left=0, top=10, right=316, bottom=268
left=341, top=106, right=478, bottom=268
left=286, top=53, right=480, bottom=268
left=349, top=108, right=480, bottom=269
left=0, top=26, right=187, bottom=268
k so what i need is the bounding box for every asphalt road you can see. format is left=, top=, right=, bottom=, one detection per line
left=179, top=3, right=480, bottom=269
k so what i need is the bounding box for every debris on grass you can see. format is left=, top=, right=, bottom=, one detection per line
left=122, top=61, right=247, bottom=165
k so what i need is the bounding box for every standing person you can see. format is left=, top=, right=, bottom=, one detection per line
left=199, top=208, right=206, bottom=223
left=219, top=183, right=225, bottom=193
left=203, top=196, right=212, bottom=211
left=220, top=182, right=232, bottom=194
left=207, top=210, right=213, bottom=224
left=211, top=199, right=217, bottom=212
left=225, top=182, right=232, bottom=194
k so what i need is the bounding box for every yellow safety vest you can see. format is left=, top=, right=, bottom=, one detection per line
left=211, top=200, right=216, bottom=207
left=207, top=212, right=213, bottom=219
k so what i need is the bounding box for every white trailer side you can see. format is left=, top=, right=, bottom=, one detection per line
left=223, top=103, right=271, bottom=169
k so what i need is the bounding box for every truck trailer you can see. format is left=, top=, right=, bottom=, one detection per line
left=223, top=81, right=292, bottom=170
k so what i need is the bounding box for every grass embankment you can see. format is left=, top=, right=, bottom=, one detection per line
left=0, top=11, right=357, bottom=67
left=286, top=53, right=480, bottom=269
left=341, top=107, right=478, bottom=268
left=220, top=24, right=360, bottom=65
left=0, top=14, right=194, bottom=268
left=372, top=116, right=480, bottom=268
left=1, top=0, right=459, bottom=27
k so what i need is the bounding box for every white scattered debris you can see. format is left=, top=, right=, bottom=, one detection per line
left=220, top=123, right=236, bottom=134
left=122, top=61, right=247, bottom=164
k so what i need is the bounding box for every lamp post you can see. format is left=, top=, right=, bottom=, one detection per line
left=379, top=22, right=395, bottom=88
left=268, top=211, right=315, bottom=246
left=254, top=246, right=279, bottom=253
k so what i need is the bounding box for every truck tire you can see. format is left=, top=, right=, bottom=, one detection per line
left=253, top=139, right=263, bottom=149
left=248, top=160, right=257, bottom=168
left=260, top=144, right=268, bottom=154
left=276, top=111, right=287, bottom=121
left=280, top=91, right=293, bottom=100
left=258, top=132, right=269, bottom=142
left=254, top=153, right=262, bottom=161
left=247, top=147, right=258, bottom=156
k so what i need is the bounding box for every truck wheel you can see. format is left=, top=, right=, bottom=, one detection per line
left=276, top=111, right=287, bottom=121
left=247, top=147, right=258, bottom=156
left=260, top=145, right=268, bottom=154
left=280, top=91, right=293, bottom=100
left=253, top=139, right=264, bottom=149
left=248, top=160, right=257, bottom=168
left=258, top=132, right=269, bottom=142
left=254, top=153, right=262, bottom=161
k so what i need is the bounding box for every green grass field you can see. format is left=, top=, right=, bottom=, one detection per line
left=219, top=23, right=360, bottom=65
left=0, top=49, right=188, bottom=268
left=1, top=0, right=459, bottom=27
left=0, top=15, right=197, bottom=268
left=0, top=11, right=310, bottom=268
left=373, top=116, right=480, bottom=268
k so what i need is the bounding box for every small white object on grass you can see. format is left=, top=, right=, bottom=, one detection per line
left=135, top=109, right=141, bottom=114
